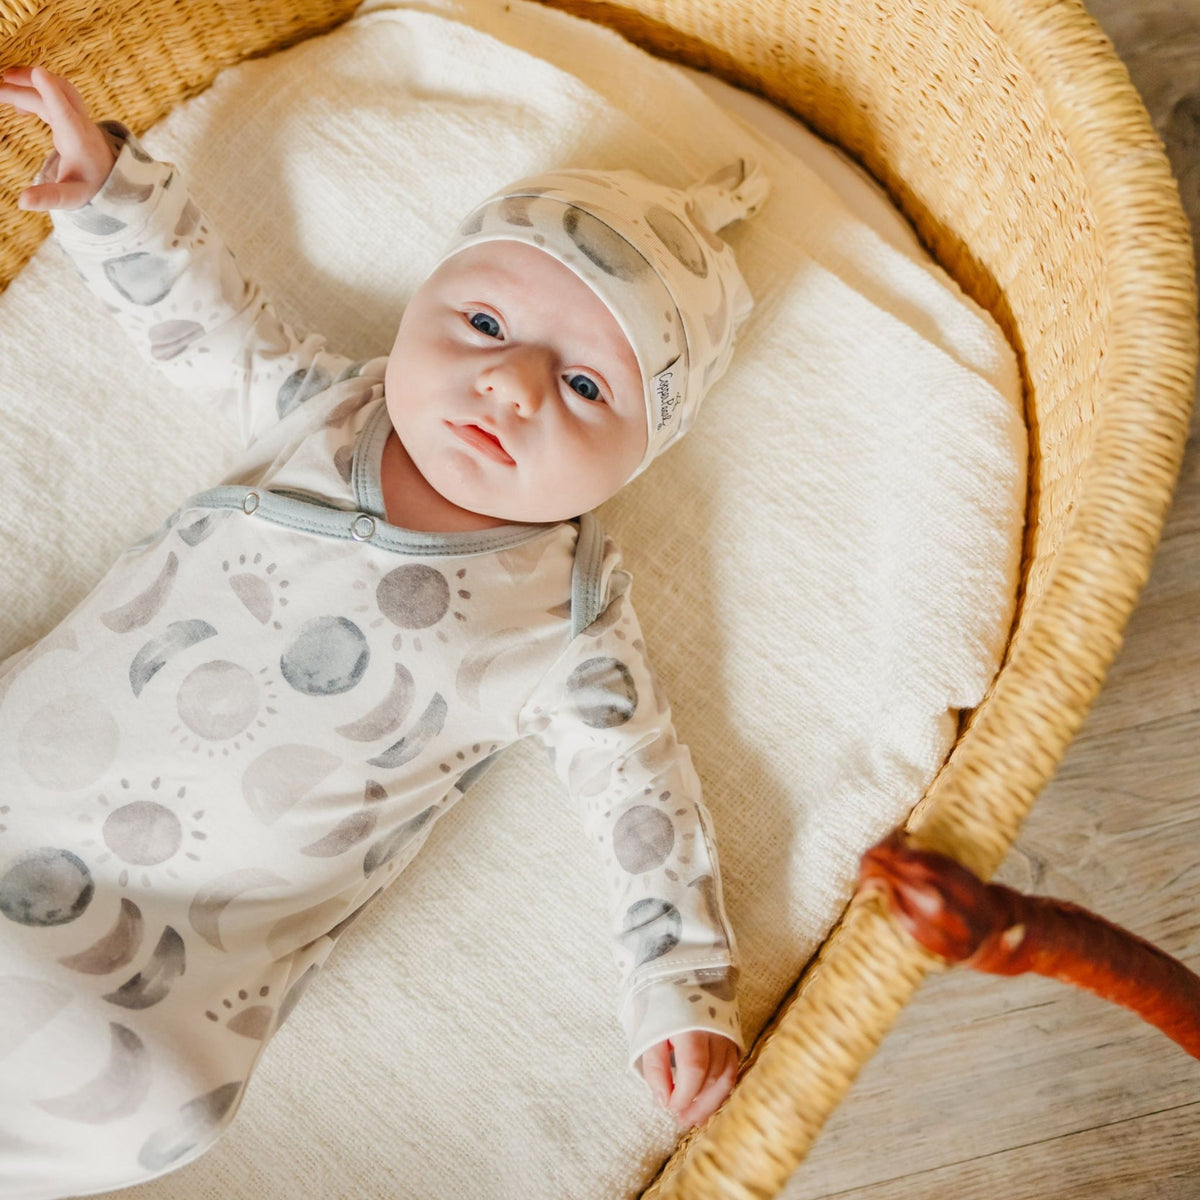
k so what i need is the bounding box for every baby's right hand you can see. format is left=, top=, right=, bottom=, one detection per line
left=0, top=66, right=116, bottom=210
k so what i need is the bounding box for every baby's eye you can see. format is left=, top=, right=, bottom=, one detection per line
left=468, top=311, right=502, bottom=338
left=566, top=373, right=603, bottom=402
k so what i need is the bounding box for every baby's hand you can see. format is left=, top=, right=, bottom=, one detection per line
left=0, top=66, right=116, bottom=210
left=640, top=1031, right=739, bottom=1129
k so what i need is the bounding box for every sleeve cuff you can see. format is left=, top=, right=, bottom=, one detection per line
left=623, top=968, right=745, bottom=1078
left=46, top=121, right=174, bottom=245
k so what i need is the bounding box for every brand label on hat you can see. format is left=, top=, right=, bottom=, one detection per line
left=654, top=369, right=681, bottom=432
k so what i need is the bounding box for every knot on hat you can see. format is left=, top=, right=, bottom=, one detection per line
left=685, top=158, right=771, bottom=233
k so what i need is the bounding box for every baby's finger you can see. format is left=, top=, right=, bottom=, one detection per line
left=639, top=1043, right=673, bottom=1108
left=17, top=178, right=94, bottom=211
left=673, top=1043, right=738, bottom=1128
left=31, top=67, right=88, bottom=144
left=666, top=1034, right=709, bottom=1117
left=0, top=79, right=50, bottom=121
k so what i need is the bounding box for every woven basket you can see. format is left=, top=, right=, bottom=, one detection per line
left=1, top=0, right=1195, bottom=1194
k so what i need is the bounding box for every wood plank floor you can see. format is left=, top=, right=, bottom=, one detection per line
left=0, top=4, right=1191, bottom=1197
left=782, top=1, right=1200, bottom=1195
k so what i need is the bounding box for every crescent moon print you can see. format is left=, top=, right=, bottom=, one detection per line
left=36, top=1022, right=150, bottom=1124
left=99, top=552, right=179, bottom=632
left=189, top=868, right=291, bottom=952
left=299, top=810, right=377, bottom=858
left=129, top=620, right=217, bottom=697
left=176, top=513, right=217, bottom=546
left=137, top=1081, right=243, bottom=1172
left=0, top=976, right=71, bottom=1060
left=367, top=693, right=447, bottom=769
left=335, top=663, right=416, bottom=742
left=456, top=629, right=529, bottom=709
left=57, top=898, right=145, bottom=974
left=102, top=925, right=185, bottom=1009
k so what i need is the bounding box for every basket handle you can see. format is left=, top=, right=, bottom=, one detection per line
left=858, top=830, right=1200, bottom=1059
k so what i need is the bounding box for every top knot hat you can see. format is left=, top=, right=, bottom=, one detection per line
left=433, top=159, right=770, bottom=479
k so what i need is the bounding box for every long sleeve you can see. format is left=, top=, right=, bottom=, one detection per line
left=46, top=122, right=357, bottom=449
left=518, top=537, right=743, bottom=1074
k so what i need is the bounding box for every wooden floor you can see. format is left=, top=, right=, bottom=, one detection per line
left=782, top=1, right=1200, bottom=1196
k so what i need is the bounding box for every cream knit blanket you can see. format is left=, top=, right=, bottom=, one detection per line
left=0, top=1, right=1025, bottom=1195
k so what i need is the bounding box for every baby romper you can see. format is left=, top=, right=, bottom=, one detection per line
left=0, top=128, right=741, bottom=1198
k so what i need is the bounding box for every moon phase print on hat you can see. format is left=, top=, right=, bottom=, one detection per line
left=619, top=897, right=681, bottom=966
left=563, top=207, right=648, bottom=281
left=377, top=564, right=451, bottom=629
left=102, top=251, right=180, bottom=306
left=613, top=805, right=675, bottom=873
left=36, top=1022, right=150, bottom=1124
left=280, top=616, right=369, bottom=696
left=0, top=847, right=94, bottom=926
left=646, top=205, right=707, bottom=277
left=566, top=656, right=637, bottom=728
left=17, top=693, right=120, bottom=789
left=137, top=1081, right=243, bottom=1172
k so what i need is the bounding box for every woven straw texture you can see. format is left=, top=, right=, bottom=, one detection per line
left=0, top=0, right=1195, bottom=1195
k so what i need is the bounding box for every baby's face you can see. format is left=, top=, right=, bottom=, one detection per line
left=384, top=241, right=647, bottom=523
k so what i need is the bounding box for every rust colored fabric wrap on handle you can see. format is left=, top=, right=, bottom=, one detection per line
left=860, top=830, right=1200, bottom=1060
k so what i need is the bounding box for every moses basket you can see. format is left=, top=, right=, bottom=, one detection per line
left=1, top=0, right=1196, bottom=1195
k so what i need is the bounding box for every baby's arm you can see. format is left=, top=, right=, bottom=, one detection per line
left=520, top=536, right=744, bottom=1128
left=1, top=66, right=359, bottom=449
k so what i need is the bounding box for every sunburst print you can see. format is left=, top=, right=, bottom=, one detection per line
left=170, top=661, right=280, bottom=757
left=365, top=564, right=475, bottom=653
left=80, top=777, right=209, bottom=889
left=222, top=552, right=290, bottom=630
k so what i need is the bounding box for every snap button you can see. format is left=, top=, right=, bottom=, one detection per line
left=350, top=513, right=376, bottom=541
left=242, top=490, right=260, bottom=515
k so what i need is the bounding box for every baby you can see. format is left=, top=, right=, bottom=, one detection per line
left=0, top=65, right=768, bottom=1197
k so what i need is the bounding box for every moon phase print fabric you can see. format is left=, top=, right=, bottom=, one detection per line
left=0, top=129, right=740, bottom=1197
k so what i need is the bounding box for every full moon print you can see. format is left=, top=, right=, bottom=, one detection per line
left=176, top=661, right=259, bottom=739
left=102, top=802, right=183, bottom=867
left=279, top=616, right=369, bottom=696
left=566, top=657, right=638, bottom=728
left=613, top=806, right=675, bottom=873
left=376, top=564, right=450, bottom=629
left=0, top=848, right=95, bottom=927
left=17, top=694, right=120, bottom=790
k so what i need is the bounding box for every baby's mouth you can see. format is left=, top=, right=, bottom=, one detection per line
left=448, top=421, right=515, bottom=465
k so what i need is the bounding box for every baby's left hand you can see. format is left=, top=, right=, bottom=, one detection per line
left=639, top=1031, right=739, bottom=1129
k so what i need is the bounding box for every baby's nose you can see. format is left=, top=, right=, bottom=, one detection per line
left=479, top=346, right=552, bottom=413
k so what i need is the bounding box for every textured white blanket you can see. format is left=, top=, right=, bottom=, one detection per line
left=0, top=0, right=1025, bottom=1195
